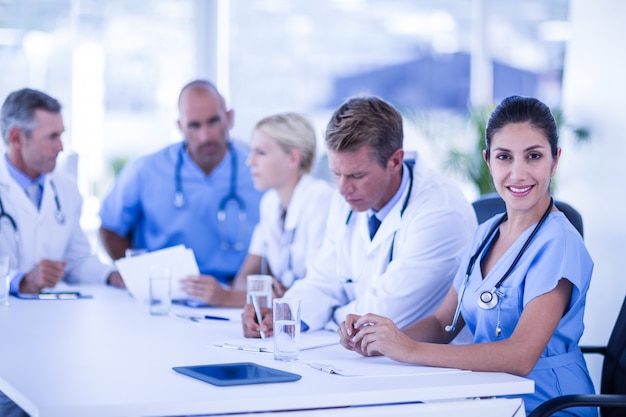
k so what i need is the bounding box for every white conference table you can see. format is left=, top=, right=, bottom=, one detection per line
left=0, top=285, right=533, bottom=417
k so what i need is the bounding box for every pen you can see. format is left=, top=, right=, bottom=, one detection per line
left=204, top=315, right=230, bottom=321
left=175, top=314, right=230, bottom=322
left=250, top=293, right=266, bottom=339
left=221, top=343, right=267, bottom=352
left=307, top=362, right=339, bottom=375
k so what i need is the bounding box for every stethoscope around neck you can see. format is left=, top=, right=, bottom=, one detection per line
left=48, top=180, right=66, bottom=224
left=260, top=225, right=300, bottom=288
left=0, top=196, right=20, bottom=262
left=0, top=179, right=65, bottom=225
left=445, top=197, right=554, bottom=337
left=343, top=162, right=414, bottom=276
left=0, top=179, right=66, bottom=265
left=173, top=141, right=246, bottom=251
left=280, top=226, right=299, bottom=287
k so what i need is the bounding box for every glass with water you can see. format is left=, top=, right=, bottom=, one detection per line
left=246, top=274, right=272, bottom=308
left=273, top=298, right=301, bottom=361
left=148, top=265, right=171, bottom=315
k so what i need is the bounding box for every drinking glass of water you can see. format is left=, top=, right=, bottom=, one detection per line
left=273, top=298, right=301, bottom=361
left=246, top=274, right=272, bottom=308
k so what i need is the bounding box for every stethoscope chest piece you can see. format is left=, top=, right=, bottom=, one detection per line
left=478, top=289, right=500, bottom=310
left=174, top=191, right=184, bottom=208
left=49, top=179, right=66, bottom=224
left=55, top=210, right=65, bottom=224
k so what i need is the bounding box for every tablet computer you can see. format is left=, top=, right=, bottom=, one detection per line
left=172, top=362, right=302, bottom=386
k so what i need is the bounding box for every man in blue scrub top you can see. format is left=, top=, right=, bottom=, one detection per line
left=99, top=80, right=262, bottom=285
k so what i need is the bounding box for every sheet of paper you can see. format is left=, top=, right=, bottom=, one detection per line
left=114, top=245, right=200, bottom=302
left=212, top=330, right=340, bottom=353
left=306, top=355, right=468, bottom=377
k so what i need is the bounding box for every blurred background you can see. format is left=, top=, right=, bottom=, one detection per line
left=1, top=0, right=623, bottom=392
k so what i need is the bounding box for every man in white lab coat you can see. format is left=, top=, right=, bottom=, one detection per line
left=0, top=88, right=125, bottom=294
left=242, top=96, right=477, bottom=336
left=0, top=88, right=127, bottom=416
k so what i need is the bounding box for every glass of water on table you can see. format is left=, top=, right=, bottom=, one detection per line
left=273, top=298, right=301, bottom=361
left=246, top=274, right=272, bottom=308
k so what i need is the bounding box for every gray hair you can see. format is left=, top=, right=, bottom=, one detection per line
left=1, top=88, right=61, bottom=144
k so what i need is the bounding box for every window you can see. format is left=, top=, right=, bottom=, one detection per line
left=1, top=0, right=570, bottom=216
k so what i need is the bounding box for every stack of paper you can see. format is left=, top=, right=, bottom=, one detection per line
left=114, top=245, right=200, bottom=303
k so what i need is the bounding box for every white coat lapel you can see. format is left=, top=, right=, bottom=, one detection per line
left=366, top=161, right=413, bottom=256
left=284, top=175, right=310, bottom=232
left=0, top=161, right=39, bottom=219
left=39, top=176, right=56, bottom=221
left=0, top=160, right=12, bottom=195
left=366, top=205, right=401, bottom=255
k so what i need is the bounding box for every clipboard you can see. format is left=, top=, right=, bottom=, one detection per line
left=14, top=291, right=93, bottom=300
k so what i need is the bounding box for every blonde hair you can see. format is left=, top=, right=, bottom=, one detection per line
left=254, top=112, right=317, bottom=173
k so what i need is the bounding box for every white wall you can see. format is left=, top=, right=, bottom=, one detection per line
left=559, top=0, right=626, bottom=390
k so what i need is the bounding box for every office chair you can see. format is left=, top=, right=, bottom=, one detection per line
left=472, top=193, right=584, bottom=238
left=527, top=295, right=626, bottom=417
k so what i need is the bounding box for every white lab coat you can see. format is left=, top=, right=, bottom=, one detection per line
left=248, top=174, right=333, bottom=287
left=285, top=157, right=478, bottom=331
left=0, top=156, right=113, bottom=289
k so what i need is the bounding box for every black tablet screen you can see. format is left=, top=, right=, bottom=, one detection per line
left=173, top=362, right=302, bottom=386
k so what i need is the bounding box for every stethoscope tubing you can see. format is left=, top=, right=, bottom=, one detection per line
left=0, top=178, right=67, bottom=268
left=343, top=162, right=414, bottom=280
left=0, top=197, right=17, bottom=231
left=173, top=141, right=246, bottom=251
left=0, top=179, right=65, bottom=227
left=445, top=197, right=554, bottom=333
left=477, top=197, right=553, bottom=305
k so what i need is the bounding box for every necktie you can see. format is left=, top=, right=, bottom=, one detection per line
left=368, top=214, right=381, bottom=240
left=280, top=208, right=287, bottom=231
left=25, top=183, right=41, bottom=209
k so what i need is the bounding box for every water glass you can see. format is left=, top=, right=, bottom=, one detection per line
left=247, top=274, right=272, bottom=308
left=273, top=298, right=301, bottom=361
left=149, top=265, right=171, bottom=315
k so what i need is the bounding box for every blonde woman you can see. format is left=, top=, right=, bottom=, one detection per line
left=181, top=112, right=333, bottom=306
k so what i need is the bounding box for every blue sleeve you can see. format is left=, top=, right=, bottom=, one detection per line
left=9, top=272, right=25, bottom=295
left=99, top=158, right=144, bottom=237
left=523, top=217, right=593, bottom=307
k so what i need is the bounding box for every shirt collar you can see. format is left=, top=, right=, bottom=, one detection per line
left=4, top=153, right=45, bottom=190
left=367, top=162, right=410, bottom=222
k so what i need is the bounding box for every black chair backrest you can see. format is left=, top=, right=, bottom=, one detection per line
left=472, top=193, right=584, bottom=238
left=601, top=296, right=626, bottom=416
left=527, top=296, right=626, bottom=417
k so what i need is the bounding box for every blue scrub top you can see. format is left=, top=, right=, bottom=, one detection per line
left=454, top=211, right=596, bottom=416
left=100, top=140, right=263, bottom=284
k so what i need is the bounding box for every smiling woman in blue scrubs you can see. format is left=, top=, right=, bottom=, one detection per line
left=99, top=80, right=262, bottom=286
left=338, top=95, right=595, bottom=417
